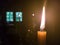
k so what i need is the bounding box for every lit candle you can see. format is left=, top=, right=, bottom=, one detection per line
left=37, top=0, right=47, bottom=45
left=37, top=31, right=46, bottom=45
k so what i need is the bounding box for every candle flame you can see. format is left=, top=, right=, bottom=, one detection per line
left=40, top=5, right=45, bottom=30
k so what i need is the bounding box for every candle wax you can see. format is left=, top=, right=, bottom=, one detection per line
left=37, top=31, right=46, bottom=45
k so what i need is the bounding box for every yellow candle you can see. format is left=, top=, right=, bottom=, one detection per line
left=38, top=0, right=47, bottom=45
left=37, top=31, right=46, bottom=45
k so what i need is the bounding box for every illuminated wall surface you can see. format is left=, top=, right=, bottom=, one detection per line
left=6, top=12, right=22, bottom=22
left=6, top=12, right=13, bottom=22
left=16, top=12, right=22, bottom=22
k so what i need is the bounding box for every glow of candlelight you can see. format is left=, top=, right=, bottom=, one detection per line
left=40, top=5, right=45, bottom=30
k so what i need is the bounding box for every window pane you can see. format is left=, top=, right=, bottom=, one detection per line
left=16, top=12, right=22, bottom=22
left=6, top=12, right=13, bottom=22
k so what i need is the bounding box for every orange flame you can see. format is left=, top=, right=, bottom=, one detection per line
left=40, top=5, right=45, bottom=30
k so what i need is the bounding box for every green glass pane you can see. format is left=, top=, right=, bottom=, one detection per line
left=6, top=12, right=13, bottom=22
left=16, top=12, right=22, bottom=22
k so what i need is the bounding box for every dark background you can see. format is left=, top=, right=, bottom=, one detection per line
left=0, top=0, right=60, bottom=45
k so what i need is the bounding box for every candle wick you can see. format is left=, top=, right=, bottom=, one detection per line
left=40, top=30, right=43, bottom=32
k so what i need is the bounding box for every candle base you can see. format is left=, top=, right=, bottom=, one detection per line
left=37, top=31, right=46, bottom=45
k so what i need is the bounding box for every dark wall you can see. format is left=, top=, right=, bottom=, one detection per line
left=46, top=0, right=60, bottom=45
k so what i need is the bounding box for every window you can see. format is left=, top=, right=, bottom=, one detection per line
left=16, top=12, right=22, bottom=22
left=6, top=12, right=13, bottom=22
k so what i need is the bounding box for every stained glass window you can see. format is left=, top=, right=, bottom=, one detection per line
left=6, top=12, right=13, bottom=22
left=16, top=12, right=22, bottom=22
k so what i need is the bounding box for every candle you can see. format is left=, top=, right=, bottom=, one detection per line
left=37, top=0, right=47, bottom=45
left=37, top=31, right=46, bottom=45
